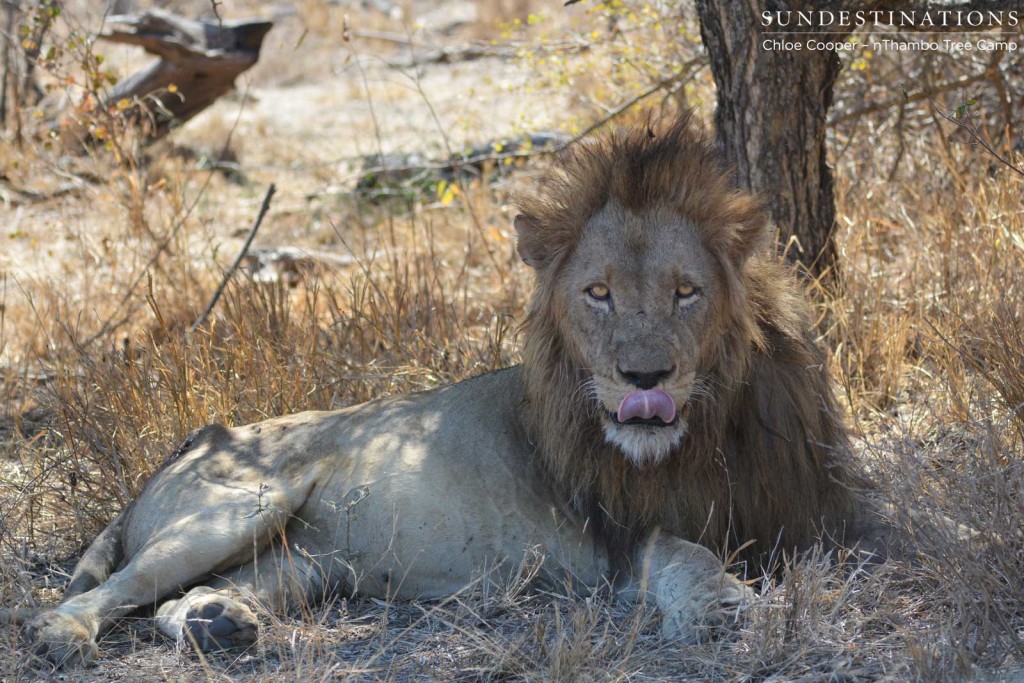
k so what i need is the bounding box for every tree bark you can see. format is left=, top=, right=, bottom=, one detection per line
left=1, top=2, right=15, bottom=127
left=694, top=0, right=1016, bottom=278
left=696, top=0, right=843, bottom=279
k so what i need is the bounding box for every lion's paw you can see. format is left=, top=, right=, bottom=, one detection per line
left=659, top=572, right=754, bottom=645
left=24, top=610, right=99, bottom=668
left=181, top=595, right=259, bottom=653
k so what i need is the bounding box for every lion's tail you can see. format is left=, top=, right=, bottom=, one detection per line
left=63, top=506, right=130, bottom=599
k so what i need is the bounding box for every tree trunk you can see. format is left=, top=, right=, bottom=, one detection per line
left=696, top=0, right=843, bottom=279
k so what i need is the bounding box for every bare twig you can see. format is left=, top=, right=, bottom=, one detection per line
left=935, top=98, right=1024, bottom=179
left=569, top=59, right=704, bottom=144
left=191, top=183, right=276, bottom=332
left=208, top=0, right=223, bottom=25
left=829, top=68, right=996, bottom=127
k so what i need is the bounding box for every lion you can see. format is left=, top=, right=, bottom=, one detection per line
left=23, top=115, right=896, bottom=668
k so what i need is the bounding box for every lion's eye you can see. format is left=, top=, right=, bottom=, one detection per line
left=676, top=284, right=699, bottom=300
left=586, top=284, right=611, bottom=302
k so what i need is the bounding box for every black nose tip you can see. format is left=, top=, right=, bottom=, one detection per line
left=618, top=365, right=675, bottom=390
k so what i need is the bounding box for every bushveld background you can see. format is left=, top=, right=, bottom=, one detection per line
left=0, top=1, right=1022, bottom=680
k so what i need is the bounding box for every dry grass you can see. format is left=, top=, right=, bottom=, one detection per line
left=1, top=1, right=1023, bottom=680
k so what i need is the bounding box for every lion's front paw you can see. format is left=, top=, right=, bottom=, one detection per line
left=181, top=595, right=259, bottom=653
left=658, top=571, right=754, bottom=644
left=24, top=610, right=99, bottom=668
left=659, top=572, right=753, bottom=643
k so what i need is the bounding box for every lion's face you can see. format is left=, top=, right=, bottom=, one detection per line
left=516, top=120, right=766, bottom=470
left=554, top=201, right=720, bottom=467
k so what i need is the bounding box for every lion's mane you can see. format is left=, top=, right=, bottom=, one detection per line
left=515, top=114, right=869, bottom=570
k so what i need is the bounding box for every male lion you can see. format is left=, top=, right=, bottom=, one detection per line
left=25, top=116, right=894, bottom=667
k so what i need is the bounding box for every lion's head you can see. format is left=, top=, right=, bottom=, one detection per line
left=514, top=114, right=863, bottom=564
left=515, top=115, right=767, bottom=467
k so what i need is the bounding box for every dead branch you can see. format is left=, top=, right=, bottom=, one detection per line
left=0, top=176, right=84, bottom=206
left=352, top=29, right=590, bottom=67
left=192, top=183, right=276, bottom=332
left=83, top=8, right=271, bottom=141
left=242, top=246, right=364, bottom=286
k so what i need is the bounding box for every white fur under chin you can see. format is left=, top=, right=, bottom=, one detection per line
left=603, top=420, right=687, bottom=467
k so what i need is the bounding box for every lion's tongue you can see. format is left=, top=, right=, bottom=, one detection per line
left=617, top=390, right=676, bottom=424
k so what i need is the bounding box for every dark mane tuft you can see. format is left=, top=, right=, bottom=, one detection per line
left=515, top=112, right=768, bottom=273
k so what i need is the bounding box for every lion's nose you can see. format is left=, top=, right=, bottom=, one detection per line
left=617, top=364, right=675, bottom=390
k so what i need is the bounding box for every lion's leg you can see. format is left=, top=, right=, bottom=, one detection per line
left=619, top=530, right=753, bottom=644
left=26, top=487, right=303, bottom=668
left=156, top=542, right=325, bottom=653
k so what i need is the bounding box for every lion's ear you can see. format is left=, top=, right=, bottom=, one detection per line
left=725, top=218, right=770, bottom=267
left=514, top=214, right=548, bottom=269
left=718, top=195, right=770, bottom=268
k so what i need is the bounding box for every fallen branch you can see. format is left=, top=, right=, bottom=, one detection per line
left=396, top=43, right=519, bottom=66
left=191, top=183, right=276, bottom=331
left=0, top=177, right=84, bottom=206
left=344, top=68, right=702, bottom=196
left=64, top=8, right=272, bottom=143
left=350, top=29, right=590, bottom=67
left=242, top=246, right=365, bottom=285
left=331, top=132, right=568, bottom=199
